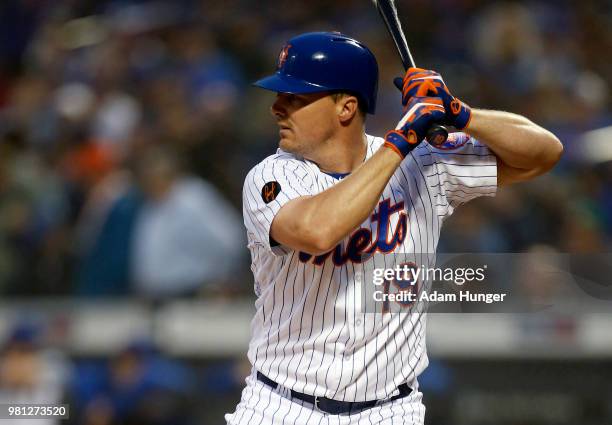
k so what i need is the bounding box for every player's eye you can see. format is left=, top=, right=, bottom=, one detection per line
left=279, top=93, right=299, bottom=105
left=290, top=94, right=311, bottom=106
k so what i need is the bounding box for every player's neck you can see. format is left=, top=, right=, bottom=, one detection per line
left=310, top=131, right=368, bottom=175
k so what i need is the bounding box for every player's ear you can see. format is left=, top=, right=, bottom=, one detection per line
left=336, top=94, right=359, bottom=124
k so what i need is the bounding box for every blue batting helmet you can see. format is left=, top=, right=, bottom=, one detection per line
left=253, top=32, right=379, bottom=114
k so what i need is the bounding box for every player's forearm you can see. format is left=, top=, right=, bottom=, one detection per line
left=271, top=148, right=401, bottom=254
left=465, top=109, right=563, bottom=173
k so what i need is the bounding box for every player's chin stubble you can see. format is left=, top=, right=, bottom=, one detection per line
left=279, top=134, right=303, bottom=155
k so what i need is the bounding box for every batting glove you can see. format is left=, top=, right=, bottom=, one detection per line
left=393, top=67, right=472, bottom=130
left=384, top=96, right=446, bottom=159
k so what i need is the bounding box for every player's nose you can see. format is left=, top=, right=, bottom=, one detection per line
left=271, top=93, right=288, bottom=119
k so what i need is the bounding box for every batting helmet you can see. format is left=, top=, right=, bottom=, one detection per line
left=253, top=32, right=379, bottom=114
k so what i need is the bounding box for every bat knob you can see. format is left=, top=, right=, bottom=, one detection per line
left=426, top=125, right=448, bottom=146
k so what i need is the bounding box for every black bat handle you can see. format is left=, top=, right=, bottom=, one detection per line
left=426, top=125, right=448, bottom=146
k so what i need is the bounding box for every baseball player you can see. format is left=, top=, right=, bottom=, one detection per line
left=227, top=32, right=562, bottom=424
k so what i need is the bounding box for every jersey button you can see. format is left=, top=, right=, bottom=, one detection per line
left=355, top=318, right=363, bottom=325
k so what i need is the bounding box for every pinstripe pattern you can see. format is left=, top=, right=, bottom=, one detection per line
left=229, top=133, right=496, bottom=424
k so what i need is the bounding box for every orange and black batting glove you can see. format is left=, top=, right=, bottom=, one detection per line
left=393, top=67, right=472, bottom=130
left=384, top=97, right=446, bottom=159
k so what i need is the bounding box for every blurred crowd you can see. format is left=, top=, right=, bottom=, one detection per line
left=0, top=321, right=248, bottom=425
left=0, top=0, right=610, bottom=298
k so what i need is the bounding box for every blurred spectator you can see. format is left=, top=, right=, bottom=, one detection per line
left=74, top=170, right=141, bottom=296
left=72, top=340, right=196, bottom=425
left=130, top=145, right=244, bottom=298
left=0, top=130, right=71, bottom=294
left=0, top=323, right=71, bottom=425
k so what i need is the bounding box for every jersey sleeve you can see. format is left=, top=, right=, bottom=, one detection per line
left=418, top=132, right=498, bottom=219
left=242, top=156, right=314, bottom=255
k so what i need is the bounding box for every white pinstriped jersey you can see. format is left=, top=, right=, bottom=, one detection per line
left=242, top=133, right=497, bottom=402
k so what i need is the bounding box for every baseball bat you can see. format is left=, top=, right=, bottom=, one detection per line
left=372, top=0, right=449, bottom=145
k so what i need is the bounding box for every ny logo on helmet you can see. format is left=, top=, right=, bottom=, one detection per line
left=277, top=44, right=291, bottom=69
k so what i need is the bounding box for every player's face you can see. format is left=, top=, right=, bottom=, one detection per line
left=271, top=92, right=338, bottom=156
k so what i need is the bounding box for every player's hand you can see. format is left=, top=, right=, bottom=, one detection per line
left=393, top=67, right=472, bottom=130
left=384, top=96, right=446, bottom=159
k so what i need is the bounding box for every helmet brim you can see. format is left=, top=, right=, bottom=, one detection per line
left=253, top=72, right=328, bottom=94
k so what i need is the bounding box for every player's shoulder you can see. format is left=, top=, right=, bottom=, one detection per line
left=243, top=149, right=312, bottom=189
